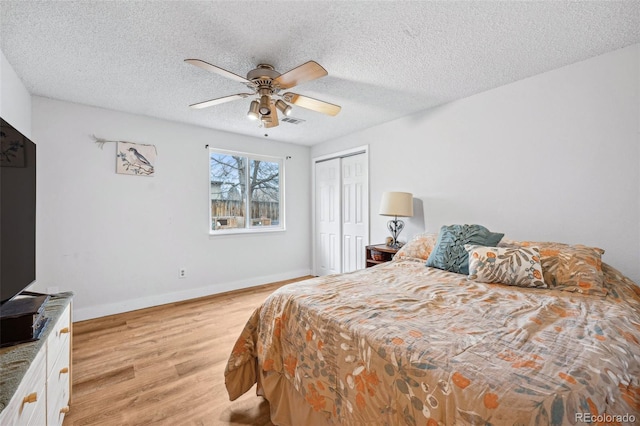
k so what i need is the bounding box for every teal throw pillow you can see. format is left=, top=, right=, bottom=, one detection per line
left=425, top=224, right=504, bottom=274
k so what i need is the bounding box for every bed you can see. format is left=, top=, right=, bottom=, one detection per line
left=225, top=229, right=640, bottom=425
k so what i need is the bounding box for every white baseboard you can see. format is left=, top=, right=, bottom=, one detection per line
left=73, top=269, right=312, bottom=321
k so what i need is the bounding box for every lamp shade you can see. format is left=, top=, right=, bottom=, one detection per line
left=379, top=192, right=413, bottom=217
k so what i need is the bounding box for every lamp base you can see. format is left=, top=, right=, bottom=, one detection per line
left=387, top=217, right=405, bottom=248
left=386, top=241, right=404, bottom=249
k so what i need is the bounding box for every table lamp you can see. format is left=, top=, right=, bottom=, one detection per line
left=378, top=191, right=413, bottom=248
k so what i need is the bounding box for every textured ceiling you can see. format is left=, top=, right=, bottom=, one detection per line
left=1, top=1, right=639, bottom=146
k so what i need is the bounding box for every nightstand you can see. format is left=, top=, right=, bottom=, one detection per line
left=365, top=244, right=399, bottom=268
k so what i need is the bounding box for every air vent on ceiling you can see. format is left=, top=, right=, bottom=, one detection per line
left=282, top=117, right=306, bottom=125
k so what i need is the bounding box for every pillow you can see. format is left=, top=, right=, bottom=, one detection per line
left=393, top=233, right=438, bottom=261
left=498, top=239, right=607, bottom=296
left=465, top=244, right=547, bottom=288
left=425, top=224, right=504, bottom=274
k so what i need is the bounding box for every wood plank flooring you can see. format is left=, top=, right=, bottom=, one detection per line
left=63, top=276, right=313, bottom=426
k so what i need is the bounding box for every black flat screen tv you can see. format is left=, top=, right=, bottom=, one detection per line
left=0, top=117, right=36, bottom=305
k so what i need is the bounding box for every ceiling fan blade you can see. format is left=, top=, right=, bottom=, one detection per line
left=264, top=102, right=279, bottom=128
left=184, top=59, right=253, bottom=85
left=189, top=93, right=252, bottom=109
left=283, top=92, right=341, bottom=116
left=273, top=61, right=328, bottom=89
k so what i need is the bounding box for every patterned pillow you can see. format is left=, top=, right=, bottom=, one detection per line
left=394, top=233, right=438, bottom=261
left=498, top=239, right=607, bottom=296
left=465, top=244, right=547, bottom=288
left=425, top=224, right=504, bottom=274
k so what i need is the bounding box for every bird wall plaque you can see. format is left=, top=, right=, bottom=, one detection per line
left=116, top=141, right=156, bottom=176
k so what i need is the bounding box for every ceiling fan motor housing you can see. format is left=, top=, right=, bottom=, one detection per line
left=247, top=65, right=281, bottom=85
left=248, top=65, right=281, bottom=116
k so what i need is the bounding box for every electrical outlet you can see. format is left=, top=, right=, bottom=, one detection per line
left=178, top=268, right=186, bottom=278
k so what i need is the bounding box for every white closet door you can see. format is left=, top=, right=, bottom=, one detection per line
left=315, top=158, right=341, bottom=276
left=342, top=154, right=368, bottom=272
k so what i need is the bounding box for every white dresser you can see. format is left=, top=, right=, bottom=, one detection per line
left=0, top=294, right=72, bottom=426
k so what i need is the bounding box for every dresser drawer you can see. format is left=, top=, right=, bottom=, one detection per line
left=46, top=303, right=72, bottom=426
left=46, top=305, right=71, bottom=365
left=27, top=393, right=47, bottom=426
left=46, top=304, right=71, bottom=375
left=0, top=348, right=46, bottom=425
left=47, top=343, right=71, bottom=426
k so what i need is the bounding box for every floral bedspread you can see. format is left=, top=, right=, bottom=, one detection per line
left=225, top=260, right=640, bottom=425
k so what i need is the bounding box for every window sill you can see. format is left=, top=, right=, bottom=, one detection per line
left=209, top=227, right=286, bottom=237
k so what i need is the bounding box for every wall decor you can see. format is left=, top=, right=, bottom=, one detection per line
left=116, top=141, right=156, bottom=177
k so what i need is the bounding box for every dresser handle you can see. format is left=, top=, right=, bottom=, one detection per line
left=60, top=367, right=69, bottom=374
left=60, top=327, right=70, bottom=334
left=22, top=392, right=37, bottom=404
left=60, top=406, right=70, bottom=414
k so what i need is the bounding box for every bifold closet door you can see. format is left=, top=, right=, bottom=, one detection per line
left=315, top=158, right=341, bottom=276
left=342, top=154, right=367, bottom=272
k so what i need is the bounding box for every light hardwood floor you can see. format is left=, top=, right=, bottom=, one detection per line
left=63, top=276, right=313, bottom=426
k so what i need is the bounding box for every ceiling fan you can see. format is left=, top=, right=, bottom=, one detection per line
left=184, top=59, right=341, bottom=128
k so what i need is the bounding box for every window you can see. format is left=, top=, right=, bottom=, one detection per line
left=209, top=148, right=284, bottom=234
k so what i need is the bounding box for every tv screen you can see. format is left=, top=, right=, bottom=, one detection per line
left=0, top=117, right=36, bottom=304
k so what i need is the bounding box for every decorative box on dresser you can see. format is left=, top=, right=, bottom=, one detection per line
left=0, top=293, right=73, bottom=426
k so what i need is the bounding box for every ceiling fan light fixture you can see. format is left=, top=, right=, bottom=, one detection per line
left=275, top=99, right=292, bottom=116
left=247, top=100, right=260, bottom=120
left=259, top=95, right=271, bottom=115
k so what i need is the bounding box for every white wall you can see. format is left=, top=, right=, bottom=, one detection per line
left=313, top=44, right=640, bottom=284
left=0, top=50, right=31, bottom=137
left=31, top=98, right=311, bottom=320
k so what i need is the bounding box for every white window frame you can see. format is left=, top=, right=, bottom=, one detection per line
left=208, top=147, right=285, bottom=235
